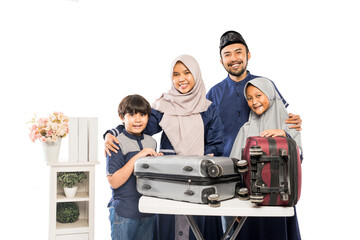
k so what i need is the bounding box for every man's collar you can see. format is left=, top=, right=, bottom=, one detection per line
left=226, top=70, right=251, bottom=84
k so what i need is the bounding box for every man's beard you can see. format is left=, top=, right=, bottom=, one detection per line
left=224, top=60, right=248, bottom=77
left=227, top=65, right=246, bottom=77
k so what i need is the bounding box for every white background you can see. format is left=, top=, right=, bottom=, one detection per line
left=1, top=0, right=359, bottom=239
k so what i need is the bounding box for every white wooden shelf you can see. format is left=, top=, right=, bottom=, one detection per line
left=56, top=220, right=89, bottom=234
left=48, top=161, right=98, bottom=240
left=48, top=161, right=99, bottom=167
left=56, top=192, right=90, bottom=202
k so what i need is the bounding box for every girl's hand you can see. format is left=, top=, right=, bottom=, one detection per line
left=260, top=129, right=286, bottom=138
left=105, top=133, right=119, bottom=156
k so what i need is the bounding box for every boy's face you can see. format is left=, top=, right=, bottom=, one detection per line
left=172, top=61, right=195, bottom=94
left=246, top=85, right=269, bottom=115
left=120, top=112, right=148, bottom=136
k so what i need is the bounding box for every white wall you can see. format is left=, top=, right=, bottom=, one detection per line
left=1, top=0, right=359, bottom=239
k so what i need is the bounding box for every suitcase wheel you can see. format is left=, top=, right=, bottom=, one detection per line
left=250, top=194, right=264, bottom=204
left=207, top=164, right=223, bottom=178
left=237, top=187, right=250, bottom=200
left=208, top=194, right=221, bottom=208
left=250, top=146, right=263, bottom=156
left=236, top=160, right=249, bottom=173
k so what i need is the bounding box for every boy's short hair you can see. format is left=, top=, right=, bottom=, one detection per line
left=118, top=94, right=151, bottom=118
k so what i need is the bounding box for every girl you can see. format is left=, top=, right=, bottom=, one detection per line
left=104, top=54, right=224, bottom=240
left=230, top=77, right=302, bottom=240
left=230, top=77, right=302, bottom=153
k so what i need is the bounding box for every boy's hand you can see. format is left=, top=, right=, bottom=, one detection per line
left=105, top=133, right=119, bottom=156
left=136, top=148, right=161, bottom=158
left=260, top=129, right=286, bottom=138
left=285, top=113, right=302, bottom=131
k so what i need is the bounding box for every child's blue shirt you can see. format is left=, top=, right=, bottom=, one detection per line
left=106, top=129, right=156, bottom=218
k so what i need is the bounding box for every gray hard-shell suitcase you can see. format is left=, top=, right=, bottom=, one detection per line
left=134, top=155, right=248, bottom=206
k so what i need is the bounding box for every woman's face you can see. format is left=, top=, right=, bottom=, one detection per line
left=172, top=61, right=195, bottom=94
left=246, top=84, right=270, bottom=115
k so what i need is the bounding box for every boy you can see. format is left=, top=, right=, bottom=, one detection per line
left=106, top=94, right=162, bottom=240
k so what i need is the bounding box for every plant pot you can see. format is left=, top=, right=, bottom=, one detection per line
left=64, top=186, right=78, bottom=198
left=57, top=202, right=80, bottom=223
left=42, top=138, right=62, bottom=162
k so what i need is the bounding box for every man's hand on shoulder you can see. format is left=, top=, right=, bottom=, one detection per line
left=285, top=113, right=302, bottom=131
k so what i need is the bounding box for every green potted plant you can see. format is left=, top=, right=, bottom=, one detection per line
left=58, top=172, right=87, bottom=198
left=56, top=202, right=80, bottom=223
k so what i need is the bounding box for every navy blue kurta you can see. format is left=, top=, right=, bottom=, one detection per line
left=207, top=71, right=301, bottom=240
left=106, top=103, right=224, bottom=240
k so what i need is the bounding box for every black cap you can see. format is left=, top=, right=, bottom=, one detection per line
left=219, top=30, right=248, bottom=54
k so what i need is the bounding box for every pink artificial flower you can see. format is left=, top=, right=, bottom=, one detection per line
left=28, top=112, right=69, bottom=143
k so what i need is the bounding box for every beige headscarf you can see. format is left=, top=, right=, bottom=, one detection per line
left=152, top=54, right=212, bottom=155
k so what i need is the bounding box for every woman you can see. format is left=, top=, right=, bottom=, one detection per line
left=104, top=54, right=224, bottom=240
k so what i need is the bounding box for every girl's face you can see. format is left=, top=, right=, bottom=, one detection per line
left=246, top=85, right=270, bottom=115
left=172, top=61, right=195, bottom=94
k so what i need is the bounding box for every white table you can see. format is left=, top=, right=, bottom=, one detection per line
left=139, top=196, right=294, bottom=240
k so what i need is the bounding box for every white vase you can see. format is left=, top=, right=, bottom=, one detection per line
left=42, top=139, right=62, bottom=163
left=64, top=186, right=78, bottom=198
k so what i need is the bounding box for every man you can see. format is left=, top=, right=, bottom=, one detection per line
left=206, top=30, right=301, bottom=240
left=207, top=30, right=301, bottom=158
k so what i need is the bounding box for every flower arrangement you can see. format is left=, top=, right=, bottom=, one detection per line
left=28, top=112, right=69, bottom=143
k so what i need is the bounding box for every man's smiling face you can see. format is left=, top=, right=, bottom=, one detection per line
left=220, top=43, right=250, bottom=81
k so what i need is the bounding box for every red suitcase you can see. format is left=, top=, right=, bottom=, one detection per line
left=241, top=136, right=302, bottom=206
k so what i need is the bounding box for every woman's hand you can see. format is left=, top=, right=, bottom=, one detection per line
left=105, top=133, right=119, bottom=156
left=260, top=129, right=286, bottom=138
left=285, top=113, right=302, bottom=131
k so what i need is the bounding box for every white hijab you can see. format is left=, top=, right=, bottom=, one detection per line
left=230, top=78, right=302, bottom=159
left=152, top=54, right=212, bottom=155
